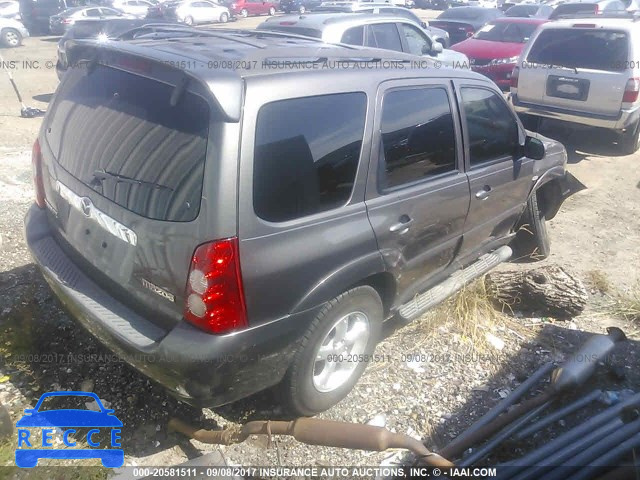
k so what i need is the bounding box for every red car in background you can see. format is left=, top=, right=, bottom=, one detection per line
left=450, top=17, right=548, bottom=90
left=228, top=0, right=276, bottom=17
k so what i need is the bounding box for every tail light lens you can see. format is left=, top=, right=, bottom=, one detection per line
left=510, top=66, right=519, bottom=89
left=623, top=78, right=640, bottom=103
left=32, top=139, right=46, bottom=209
left=184, top=238, right=248, bottom=334
left=595, top=4, right=599, bottom=13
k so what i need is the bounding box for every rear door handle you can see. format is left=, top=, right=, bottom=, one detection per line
left=389, top=216, right=413, bottom=234
left=475, top=185, right=492, bottom=200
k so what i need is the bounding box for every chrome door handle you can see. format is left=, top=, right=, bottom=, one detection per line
left=475, top=186, right=492, bottom=200
left=389, top=217, right=413, bottom=234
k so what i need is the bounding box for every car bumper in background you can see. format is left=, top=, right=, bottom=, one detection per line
left=24, top=205, right=318, bottom=407
left=472, top=63, right=515, bottom=89
left=511, top=94, right=640, bottom=130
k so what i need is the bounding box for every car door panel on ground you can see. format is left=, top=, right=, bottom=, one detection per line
left=365, top=83, right=471, bottom=303
left=454, top=81, right=535, bottom=258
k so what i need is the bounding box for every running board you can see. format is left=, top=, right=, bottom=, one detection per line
left=398, top=246, right=513, bottom=321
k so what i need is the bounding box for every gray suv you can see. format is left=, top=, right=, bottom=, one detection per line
left=25, top=28, right=581, bottom=415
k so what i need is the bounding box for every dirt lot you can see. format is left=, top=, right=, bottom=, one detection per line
left=0, top=15, right=639, bottom=477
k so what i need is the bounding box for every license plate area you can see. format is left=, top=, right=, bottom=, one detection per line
left=546, top=75, right=590, bottom=101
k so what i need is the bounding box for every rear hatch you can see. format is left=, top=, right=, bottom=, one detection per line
left=519, top=26, right=630, bottom=115
left=39, top=48, right=225, bottom=330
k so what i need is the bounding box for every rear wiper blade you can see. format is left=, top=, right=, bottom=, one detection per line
left=92, top=170, right=173, bottom=191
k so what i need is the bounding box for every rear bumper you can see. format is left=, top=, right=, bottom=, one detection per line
left=24, top=205, right=317, bottom=407
left=511, top=93, right=640, bottom=131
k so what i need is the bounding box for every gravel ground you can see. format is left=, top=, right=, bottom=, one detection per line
left=1, top=29, right=640, bottom=478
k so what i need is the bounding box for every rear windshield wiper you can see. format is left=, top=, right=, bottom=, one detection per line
left=92, top=170, right=174, bottom=191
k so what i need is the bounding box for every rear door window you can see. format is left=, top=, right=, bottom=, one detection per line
left=341, top=25, right=364, bottom=45
left=365, top=23, right=403, bottom=52
left=527, top=29, right=628, bottom=72
left=46, top=64, right=210, bottom=222
left=253, top=93, right=367, bottom=222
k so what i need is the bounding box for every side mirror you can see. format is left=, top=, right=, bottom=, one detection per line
left=429, top=42, right=443, bottom=54
left=421, top=20, right=427, bottom=28
left=524, top=135, right=545, bottom=160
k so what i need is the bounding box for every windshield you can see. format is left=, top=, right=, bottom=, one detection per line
left=527, top=28, right=628, bottom=71
left=474, top=21, right=538, bottom=42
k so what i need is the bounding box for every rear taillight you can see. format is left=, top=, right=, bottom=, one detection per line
left=184, top=238, right=248, bottom=334
left=510, top=66, right=519, bottom=89
left=623, top=77, right=640, bottom=103
left=594, top=4, right=599, bottom=13
left=31, top=139, right=46, bottom=209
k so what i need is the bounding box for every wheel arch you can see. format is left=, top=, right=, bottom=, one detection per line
left=290, top=251, right=396, bottom=317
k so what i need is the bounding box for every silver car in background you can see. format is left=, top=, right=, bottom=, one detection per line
left=164, top=0, right=230, bottom=24
left=317, top=2, right=451, bottom=46
left=258, top=12, right=469, bottom=66
left=49, top=6, right=134, bottom=34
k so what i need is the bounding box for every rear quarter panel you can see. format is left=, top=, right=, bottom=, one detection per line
left=237, top=73, right=385, bottom=326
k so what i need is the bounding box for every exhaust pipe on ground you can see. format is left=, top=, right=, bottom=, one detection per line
left=168, top=417, right=454, bottom=468
left=440, top=327, right=627, bottom=461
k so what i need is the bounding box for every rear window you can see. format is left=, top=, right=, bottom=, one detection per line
left=46, top=64, right=210, bottom=222
left=527, top=28, right=628, bottom=72
left=438, top=8, right=482, bottom=20
left=548, top=3, right=596, bottom=18
left=253, top=93, right=367, bottom=222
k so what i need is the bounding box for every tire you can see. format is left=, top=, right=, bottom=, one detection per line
left=268, top=6, right=276, bottom=15
left=519, top=113, right=540, bottom=132
left=183, top=15, right=194, bottom=25
left=240, top=8, right=248, bottom=16
left=299, top=5, right=306, bottom=13
left=618, top=121, right=640, bottom=155
left=220, top=12, right=229, bottom=22
left=512, top=191, right=550, bottom=261
left=1, top=28, right=22, bottom=48
left=279, top=286, right=383, bottom=416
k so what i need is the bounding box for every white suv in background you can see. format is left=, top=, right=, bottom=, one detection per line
left=510, top=18, right=640, bottom=154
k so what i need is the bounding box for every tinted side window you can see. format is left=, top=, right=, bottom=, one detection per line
left=461, top=87, right=519, bottom=165
left=341, top=26, right=364, bottom=45
left=366, top=23, right=403, bottom=52
left=254, top=93, right=367, bottom=222
left=380, top=88, right=457, bottom=190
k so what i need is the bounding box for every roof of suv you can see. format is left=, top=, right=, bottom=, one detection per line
left=259, top=12, right=417, bottom=29
left=66, top=28, right=487, bottom=120
left=536, top=16, right=640, bottom=28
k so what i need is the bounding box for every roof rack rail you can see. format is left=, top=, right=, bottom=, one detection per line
left=553, top=11, right=638, bottom=19
left=115, top=26, right=345, bottom=48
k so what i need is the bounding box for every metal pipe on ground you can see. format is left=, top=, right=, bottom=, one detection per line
left=168, top=417, right=454, bottom=468
left=443, top=328, right=627, bottom=462
left=514, top=389, right=603, bottom=441
left=496, top=392, right=640, bottom=480
left=457, top=402, right=551, bottom=467
left=439, top=362, right=555, bottom=459
left=563, top=429, right=640, bottom=480
left=509, top=417, right=624, bottom=480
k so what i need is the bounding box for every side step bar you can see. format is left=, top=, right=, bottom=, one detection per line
left=398, top=245, right=513, bottom=321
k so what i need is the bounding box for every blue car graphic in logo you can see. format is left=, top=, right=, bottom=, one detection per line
left=15, top=391, right=124, bottom=468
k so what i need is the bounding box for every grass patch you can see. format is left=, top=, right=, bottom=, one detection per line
left=586, top=270, right=611, bottom=294
left=402, top=279, right=507, bottom=352
left=609, top=286, right=640, bottom=323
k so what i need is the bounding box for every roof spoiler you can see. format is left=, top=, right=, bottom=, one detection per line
left=65, top=40, right=244, bottom=122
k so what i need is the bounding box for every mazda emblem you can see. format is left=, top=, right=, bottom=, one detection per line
left=80, top=197, right=92, bottom=218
